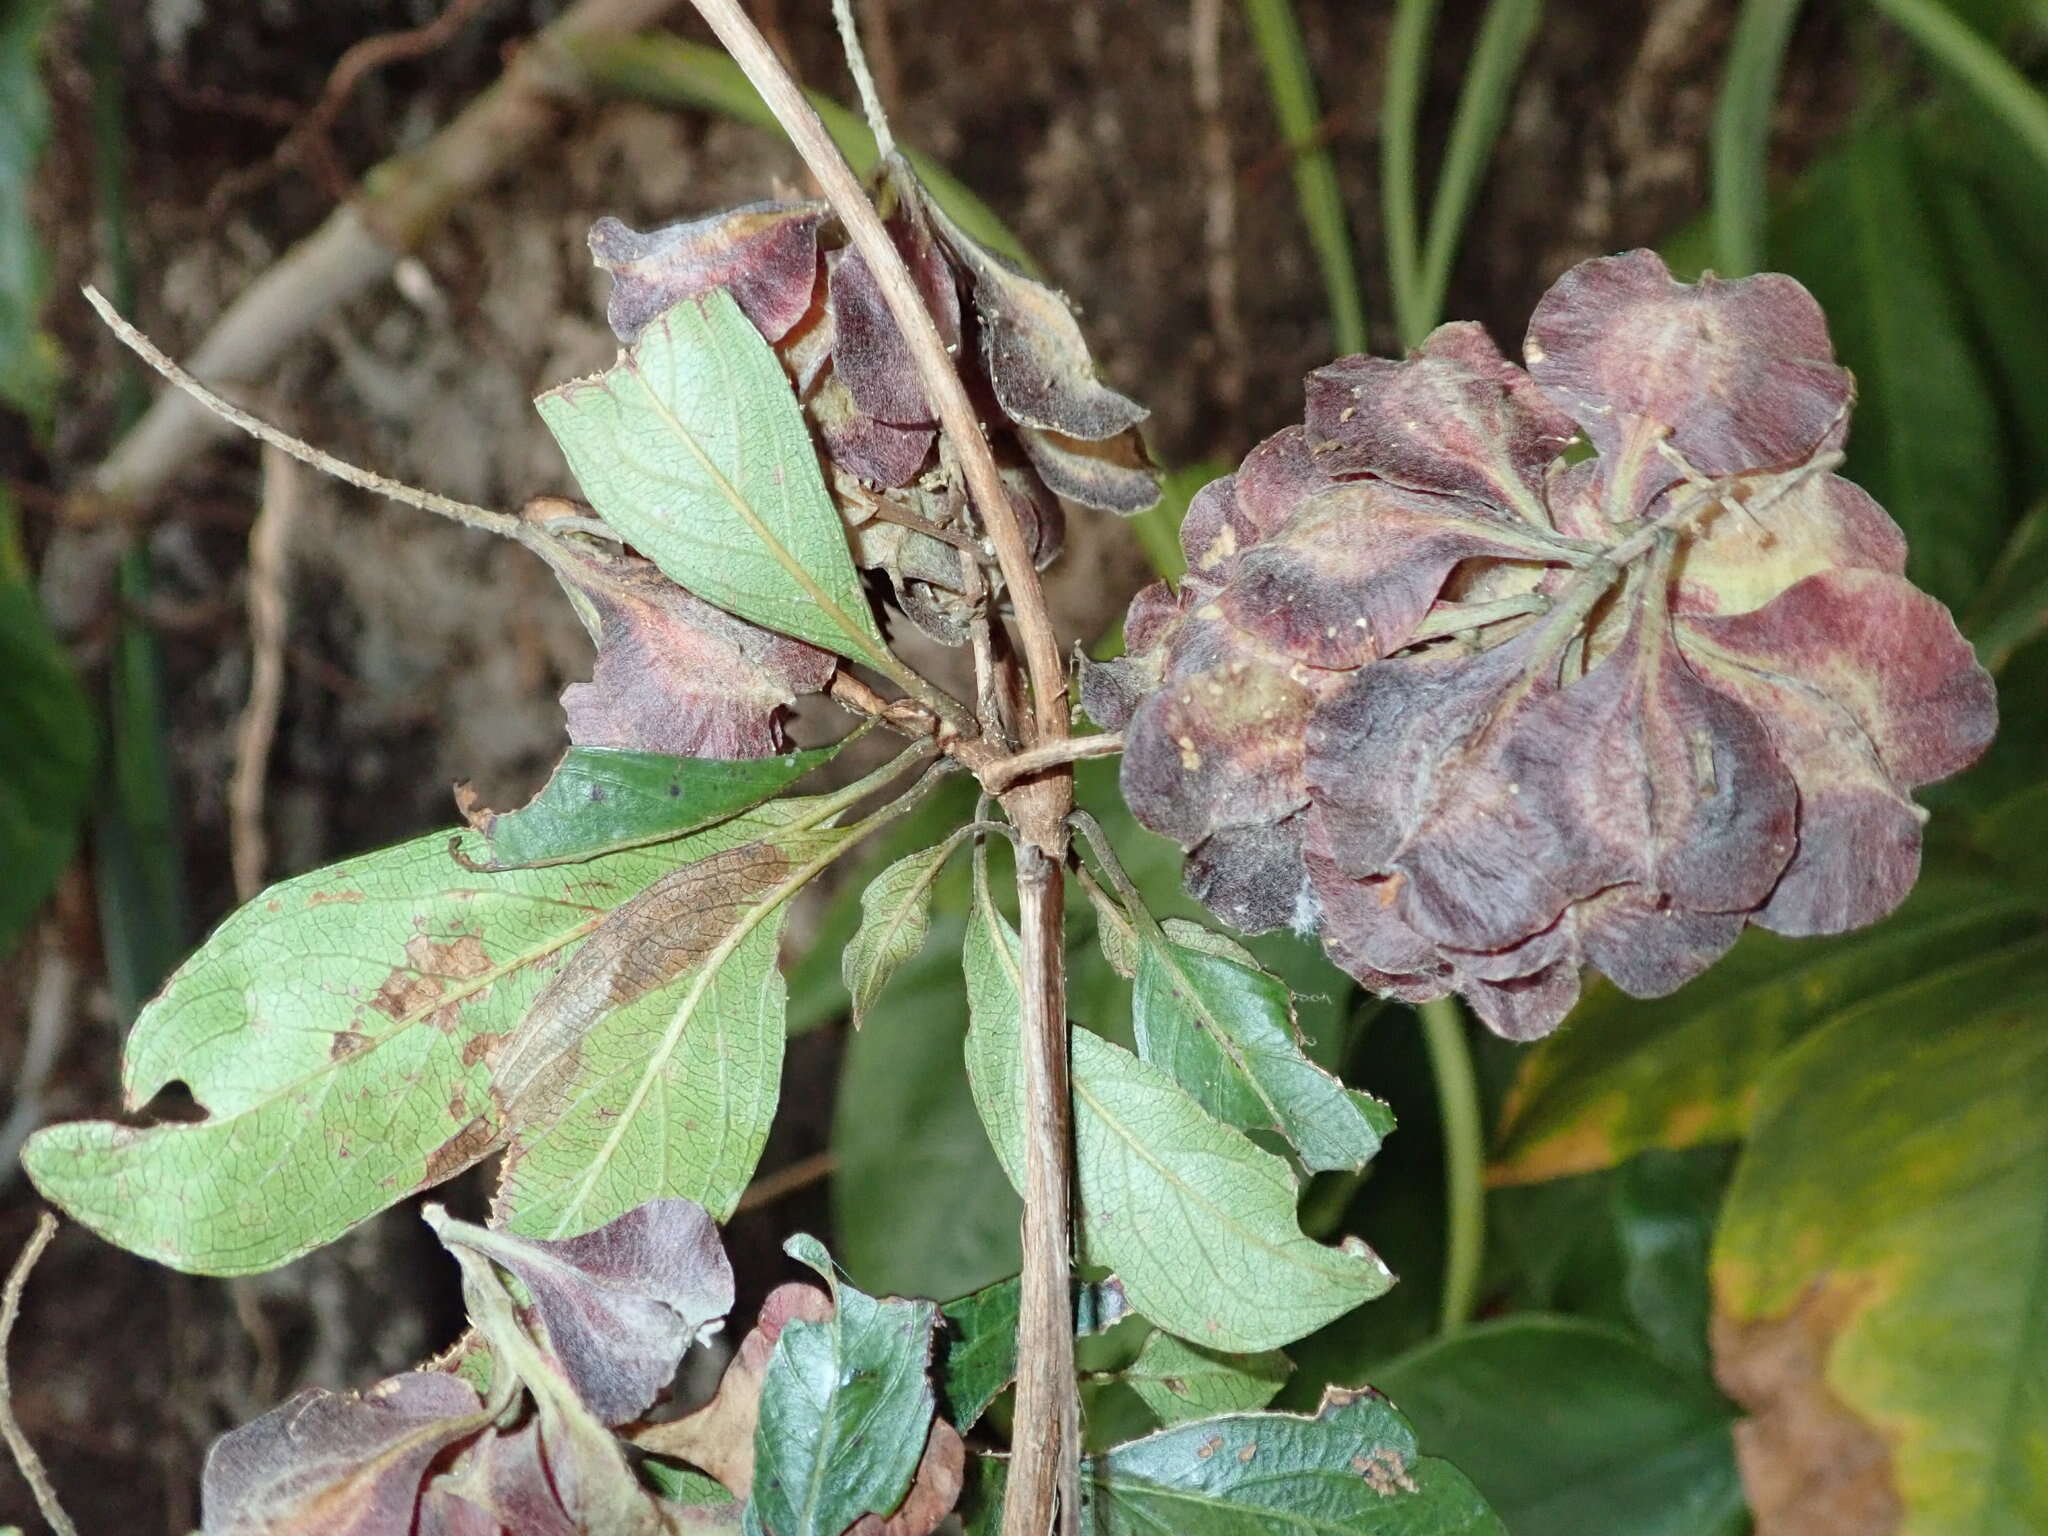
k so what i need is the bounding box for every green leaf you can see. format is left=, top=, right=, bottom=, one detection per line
left=832, top=914, right=1022, bottom=1305
left=842, top=839, right=953, bottom=1029
left=23, top=826, right=689, bottom=1274
left=1132, top=925, right=1390, bottom=1174
left=937, top=1274, right=1131, bottom=1431
left=1489, top=868, right=2042, bottom=1184
left=1116, top=1333, right=1290, bottom=1425
left=493, top=803, right=858, bottom=1240
left=1712, top=937, right=2048, bottom=1534
left=0, top=497, right=95, bottom=953
left=1082, top=1387, right=1503, bottom=1533
left=1372, top=1317, right=1744, bottom=1536
left=1709, top=0, right=1804, bottom=276
left=472, top=743, right=836, bottom=870
left=535, top=288, right=889, bottom=667
left=1966, top=500, right=2048, bottom=673
left=0, top=0, right=56, bottom=421
left=1770, top=119, right=2008, bottom=608
left=746, top=1234, right=938, bottom=1536
left=963, top=878, right=1392, bottom=1352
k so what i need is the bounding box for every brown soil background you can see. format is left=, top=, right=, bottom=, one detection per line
left=1, top=1, right=1857, bottom=1527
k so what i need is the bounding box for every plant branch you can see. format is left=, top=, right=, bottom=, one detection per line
left=980, top=733, right=1124, bottom=792
left=83, top=287, right=544, bottom=550
left=0, top=1213, right=75, bottom=1536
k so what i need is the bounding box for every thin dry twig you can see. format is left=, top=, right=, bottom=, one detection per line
left=84, top=287, right=539, bottom=550
left=229, top=444, right=303, bottom=902
left=979, top=733, right=1125, bottom=793
left=734, top=1150, right=838, bottom=1213
left=0, top=1213, right=76, bottom=1536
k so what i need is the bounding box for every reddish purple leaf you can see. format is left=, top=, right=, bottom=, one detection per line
left=591, top=204, right=826, bottom=345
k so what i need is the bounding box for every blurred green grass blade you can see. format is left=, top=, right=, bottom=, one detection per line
left=564, top=30, right=1030, bottom=270
left=1964, top=500, right=2048, bottom=671
left=90, top=0, right=187, bottom=1021
left=0, top=0, right=57, bottom=426
left=1244, top=0, right=1368, bottom=356
left=0, top=495, right=96, bottom=955
left=1771, top=120, right=2007, bottom=607
left=1412, top=0, right=1540, bottom=340
left=1711, top=0, right=1805, bottom=276
left=1869, top=0, right=2048, bottom=181
left=1381, top=0, right=1438, bottom=348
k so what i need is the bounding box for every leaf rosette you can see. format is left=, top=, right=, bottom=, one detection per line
left=1090, top=250, right=1997, bottom=1039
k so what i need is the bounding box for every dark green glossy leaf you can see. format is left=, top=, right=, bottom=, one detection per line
left=746, top=1234, right=937, bottom=1536
left=936, top=1274, right=1131, bottom=1431
left=472, top=744, right=835, bottom=870
left=1373, top=1317, right=1743, bottom=1536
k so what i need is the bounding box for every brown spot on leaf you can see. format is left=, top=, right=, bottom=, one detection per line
left=309, top=888, right=366, bottom=905
left=422, top=1115, right=500, bottom=1187
left=329, top=1029, right=372, bottom=1062
left=1196, top=1434, right=1224, bottom=1460
left=1354, top=1446, right=1418, bottom=1496
left=1714, top=1277, right=1901, bottom=1535
left=462, top=1031, right=504, bottom=1069
left=371, top=933, right=494, bottom=1031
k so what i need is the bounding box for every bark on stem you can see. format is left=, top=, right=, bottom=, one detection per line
left=679, top=6, right=1077, bottom=1529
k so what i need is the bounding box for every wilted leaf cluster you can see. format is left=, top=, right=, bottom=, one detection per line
left=200, top=1202, right=965, bottom=1536
left=1091, top=251, right=1996, bottom=1038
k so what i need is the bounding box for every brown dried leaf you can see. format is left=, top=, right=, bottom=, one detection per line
left=591, top=204, right=827, bottom=344
left=846, top=1418, right=966, bottom=1536
left=633, top=1281, right=836, bottom=1495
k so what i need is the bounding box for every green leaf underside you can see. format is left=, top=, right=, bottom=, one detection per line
left=1713, top=938, right=2048, bottom=1533
left=1083, top=1388, right=1504, bottom=1533
left=1119, top=1332, right=1290, bottom=1425
left=478, top=743, right=836, bottom=869
left=843, top=840, right=951, bottom=1028
left=963, top=888, right=1391, bottom=1352
left=1134, top=931, right=1388, bottom=1174
left=747, top=1235, right=937, bottom=1536
left=938, top=1274, right=1131, bottom=1430
left=1372, top=1317, right=1744, bottom=1536
left=494, top=804, right=858, bottom=1240
left=23, top=800, right=833, bottom=1272
left=536, top=288, right=888, bottom=667
left=1490, top=870, right=2043, bottom=1184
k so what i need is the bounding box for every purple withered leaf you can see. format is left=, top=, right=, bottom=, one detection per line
left=1461, top=958, right=1583, bottom=1042
left=590, top=204, right=827, bottom=344
left=1017, top=424, right=1162, bottom=515
left=1120, top=651, right=1314, bottom=848
left=428, top=1198, right=734, bottom=1427
left=812, top=372, right=937, bottom=487
left=1219, top=481, right=1559, bottom=667
left=549, top=542, right=836, bottom=761
left=828, top=246, right=934, bottom=428
left=1572, top=887, right=1745, bottom=999
left=1183, top=814, right=1314, bottom=936
left=1304, top=323, right=1575, bottom=517
left=915, top=191, right=1147, bottom=443
left=201, top=1373, right=488, bottom=1536
left=424, top=1420, right=579, bottom=1536
left=1524, top=250, right=1851, bottom=496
